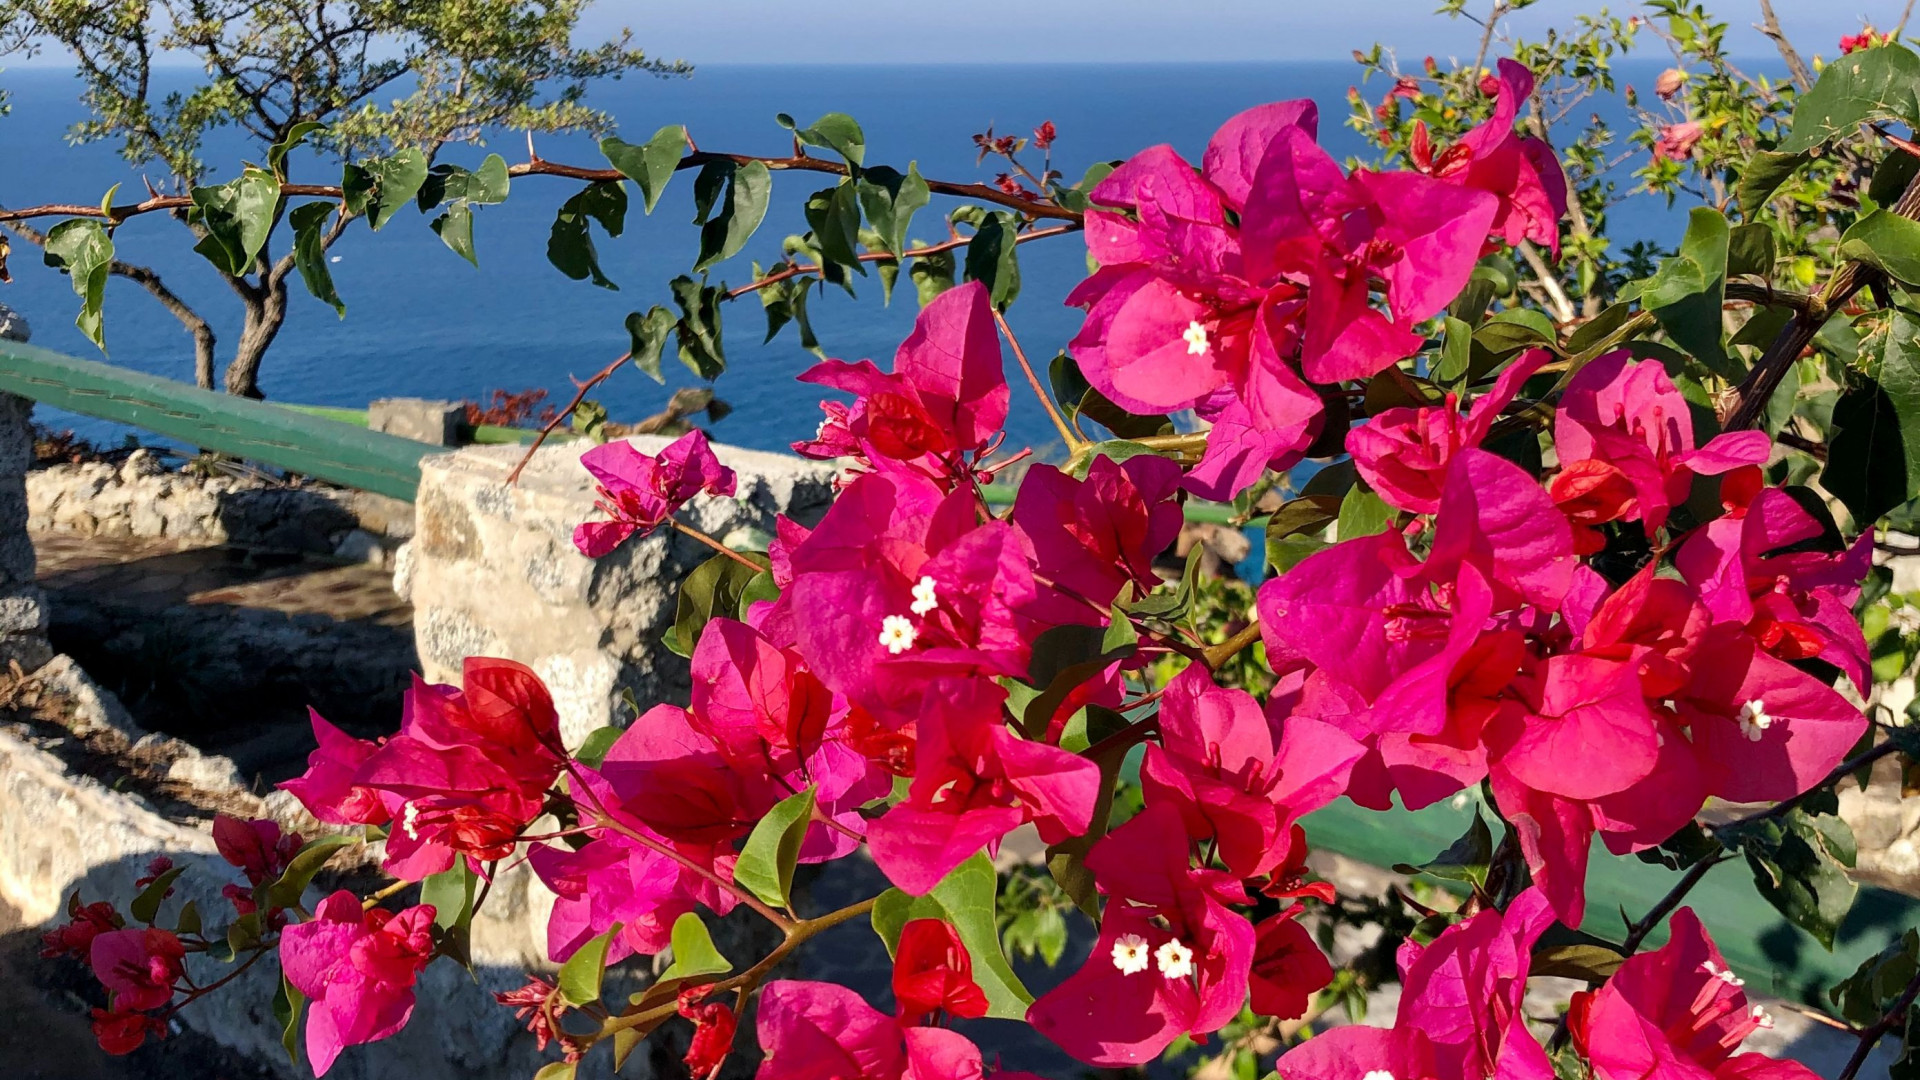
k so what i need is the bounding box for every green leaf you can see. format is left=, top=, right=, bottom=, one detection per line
left=1019, top=616, right=1138, bottom=738
left=871, top=852, right=1032, bottom=1018
left=546, top=182, right=627, bottom=290
left=1473, top=307, right=1557, bottom=355
left=1642, top=207, right=1732, bottom=376
left=557, top=923, right=622, bottom=1007
left=734, top=788, right=816, bottom=909
left=1127, top=544, right=1203, bottom=622
left=341, top=148, right=427, bottom=230
left=1781, top=43, right=1920, bottom=153
left=130, top=866, right=186, bottom=924
left=658, top=911, right=733, bottom=983
left=1825, top=310, right=1920, bottom=527
left=695, top=160, right=772, bottom=272
left=1530, top=943, right=1626, bottom=983
left=1839, top=208, right=1920, bottom=286
left=1392, top=807, right=1493, bottom=887
left=909, top=250, right=957, bottom=306
left=1436, top=316, right=1474, bottom=383
left=858, top=164, right=931, bottom=257
left=601, top=126, right=687, bottom=213
left=189, top=166, right=281, bottom=275
left=781, top=111, right=866, bottom=168
left=420, top=859, right=478, bottom=932
left=964, top=212, right=1022, bottom=309
left=1828, top=928, right=1919, bottom=1026
left=1735, top=150, right=1810, bottom=219
left=1726, top=223, right=1776, bottom=280
left=268, top=121, right=324, bottom=175
left=738, top=569, right=780, bottom=617
left=662, top=550, right=771, bottom=658
left=273, top=973, right=305, bottom=1065
left=1337, top=485, right=1391, bottom=540
left=803, top=182, right=865, bottom=272
left=1719, top=799, right=1858, bottom=949
left=174, top=900, right=201, bottom=936
left=669, top=274, right=727, bottom=379
left=289, top=202, right=345, bottom=316
left=625, top=306, right=678, bottom=383
left=1565, top=302, right=1639, bottom=357
left=42, top=218, right=113, bottom=350
left=418, top=155, right=510, bottom=209
left=264, top=833, right=359, bottom=911
left=534, top=1063, right=577, bottom=1080
left=1265, top=495, right=1340, bottom=573
left=432, top=202, right=477, bottom=266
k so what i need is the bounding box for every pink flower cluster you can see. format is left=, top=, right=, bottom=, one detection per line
left=1069, top=60, right=1564, bottom=500
left=1269, top=349, right=1868, bottom=925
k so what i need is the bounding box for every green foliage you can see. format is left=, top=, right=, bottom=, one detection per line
left=289, top=202, right=346, bottom=316
left=624, top=306, right=678, bottom=382
left=1824, top=310, right=1920, bottom=529
left=669, top=274, right=728, bottom=379
left=41, top=218, right=113, bottom=350
left=190, top=166, right=280, bottom=273
left=556, top=923, right=622, bottom=1007
left=602, top=126, right=688, bottom=213
left=342, top=150, right=428, bottom=232
left=963, top=211, right=1022, bottom=309
left=263, top=833, right=360, bottom=911
left=1718, top=792, right=1858, bottom=950
left=273, top=974, right=305, bottom=1066
left=546, top=182, right=627, bottom=289
left=1393, top=807, right=1494, bottom=889
left=734, top=787, right=816, bottom=909
left=1781, top=44, right=1920, bottom=153
left=870, top=852, right=1032, bottom=1019
left=657, top=912, right=732, bottom=983
left=779, top=111, right=866, bottom=169
left=662, top=550, right=772, bottom=658
left=693, top=161, right=772, bottom=272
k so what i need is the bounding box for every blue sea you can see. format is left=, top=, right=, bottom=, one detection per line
left=0, top=62, right=1690, bottom=454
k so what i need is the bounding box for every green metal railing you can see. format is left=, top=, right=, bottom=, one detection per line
left=3, top=339, right=1916, bottom=1011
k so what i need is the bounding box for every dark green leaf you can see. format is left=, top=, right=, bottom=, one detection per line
left=189, top=166, right=280, bottom=275
left=265, top=834, right=360, bottom=911
left=1736, top=150, right=1811, bottom=218
left=557, top=923, right=622, bottom=1007
left=1781, top=43, right=1920, bottom=153
left=41, top=218, right=113, bottom=350
left=657, top=911, right=733, bottom=983
left=625, top=305, right=678, bottom=383
left=1531, top=943, right=1626, bottom=983
left=1839, top=208, right=1920, bottom=286
left=418, top=155, right=510, bottom=209
left=1720, top=803, right=1858, bottom=949
left=174, top=900, right=201, bottom=936
left=871, top=852, right=1031, bottom=1018
left=858, top=164, right=931, bottom=257
left=695, top=161, right=771, bottom=272
left=431, top=202, right=477, bottom=266
left=1824, top=308, right=1920, bottom=528
left=601, top=126, right=687, bottom=213
left=273, top=973, right=305, bottom=1065
left=1473, top=307, right=1558, bottom=355
left=964, top=212, right=1021, bottom=309
left=546, top=183, right=627, bottom=290
left=1392, top=807, right=1493, bottom=887
left=1565, top=302, right=1639, bottom=358
left=1642, top=207, right=1732, bottom=376
left=662, top=550, right=771, bottom=657
left=669, top=274, right=727, bottom=379
left=130, top=866, right=186, bottom=924
left=803, top=182, right=865, bottom=272
left=1727, top=223, right=1776, bottom=280
left=340, top=148, right=427, bottom=230
left=735, top=787, right=816, bottom=908
left=738, top=569, right=780, bottom=617
left=1019, top=615, right=1137, bottom=738
left=1436, top=316, right=1474, bottom=384
left=1633, top=821, right=1725, bottom=871
left=575, top=725, right=621, bottom=768
left=1127, top=545, right=1203, bottom=622
left=289, top=202, right=345, bottom=316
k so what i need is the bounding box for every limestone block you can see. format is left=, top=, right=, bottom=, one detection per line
left=408, top=436, right=834, bottom=745
left=370, top=397, right=464, bottom=446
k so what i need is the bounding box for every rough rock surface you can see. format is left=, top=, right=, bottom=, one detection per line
left=408, top=435, right=835, bottom=745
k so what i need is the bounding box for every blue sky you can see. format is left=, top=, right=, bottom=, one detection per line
left=578, top=0, right=1903, bottom=64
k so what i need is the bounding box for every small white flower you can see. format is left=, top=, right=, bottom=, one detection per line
left=910, top=575, right=939, bottom=617
left=1182, top=320, right=1210, bottom=356
left=1737, top=698, right=1773, bottom=742
left=1154, top=938, right=1194, bottom=980
left=401, top=800, right=422, bottom=841
left=815, top=416, right=831, bottom=439
left=1702, top=960, right=1745, bottom=987
left=1361, top=1072, right=1397, bottom=1080
left=878, top=615, right=918, bottom=655
left=1111, top=933, right=1151, bottom=975
left=1749, top=1004, right=1773, bottom=1029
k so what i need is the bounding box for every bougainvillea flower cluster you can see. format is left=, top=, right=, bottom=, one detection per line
left=45, top=60, right=1877, bottom=1080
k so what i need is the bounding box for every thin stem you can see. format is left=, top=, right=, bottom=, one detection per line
left=361, top=879, right=414, bottom=910
left=724, top=225, right=1076, bottom=301
left=991, top=307, right=1081, bottom=452
left=1516, top=239, right=1575, bottom=323
left=670, top=519, right=764, bottom=570
left=593, top=811, right=792, bottom=931
left=506, top=351, right=629, bottom=484
left=1202, top=620, right=1264, bottom=671
left=1838, top=965, right=1920, bottom=1080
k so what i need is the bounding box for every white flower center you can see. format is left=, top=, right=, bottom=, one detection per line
left=878, top=615, right=918, bottom=655
left=910, top=575, right=939, bottom=617
left=1702, top=960, right=1744, bottom=987
left=1154, top=938, right=1194, bottom=979
left=815, top=416, right=831, bottom=439
left=401, top=800, right=422, bottom=841
left=1110, top=933, right=1151, bottom=975
left=1749, top=1004, right=1773, bottom=1029
left=1182, top=321, right=1210, bottom=357
left=1362, top=1072, right=1397, bottom=1080
left=1737, top=699, right=1773, bottom=742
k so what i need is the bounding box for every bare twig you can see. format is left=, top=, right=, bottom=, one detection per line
left=991, top=307, right=1082, bottom=451
left=1756, top=0, right=1815, bottom=93
left=1516, top=239, right=1576, bottom=323
left=505, top=351, right=629, bottom=484
left=1838, top=965, right=1920, bottom=1080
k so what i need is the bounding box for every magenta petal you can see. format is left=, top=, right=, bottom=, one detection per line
left=754, top=980, right=903, bottom=1080
left=894, top=280, right=1010, bottom=450
left=1684, top=631, right=1866, bottom=804
left=1431, top=448, right=1575, bottom=610
left=1497, top=654, right=1659, bottom=801
left=1202, top=100, right=1319, bottom=210
left=867, top=803, right=1023, bottom=896
left=574, top=518, right=636, bottom=557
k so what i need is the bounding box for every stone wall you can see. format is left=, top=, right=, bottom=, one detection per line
left=405, top=436, right=835, bottom=746
left=28, top=451, right=413, bottom=567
